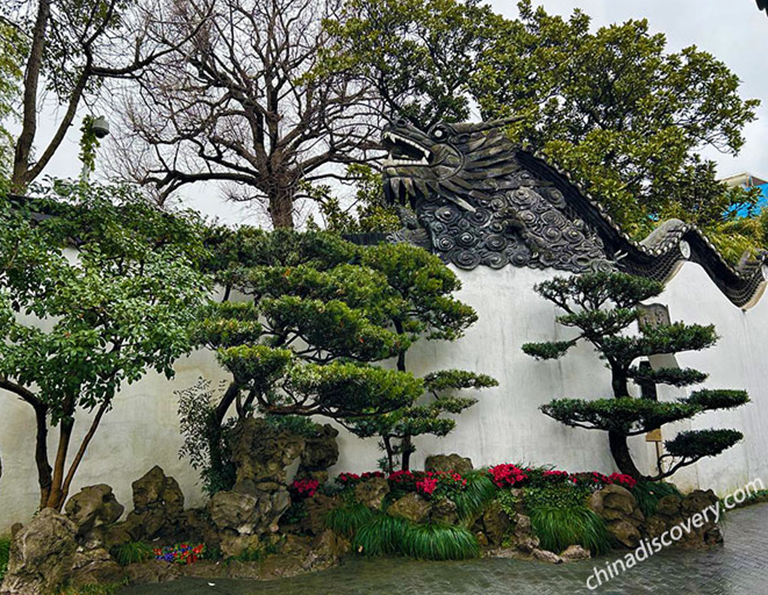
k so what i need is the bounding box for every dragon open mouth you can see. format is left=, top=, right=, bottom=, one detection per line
left=382, top=131, right=431, bottom=167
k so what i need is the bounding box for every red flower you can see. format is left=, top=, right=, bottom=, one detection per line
left=488, top=464, right=529, bottom=488
left=290, top=477, right=320, bottom=499
left=416, top=477, right=439, bottom=495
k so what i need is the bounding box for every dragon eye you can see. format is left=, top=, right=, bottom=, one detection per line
left=431, top=126, right=448, bottom=140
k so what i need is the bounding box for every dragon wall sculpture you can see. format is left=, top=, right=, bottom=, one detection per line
left=379, top=118, right=768, bottom=308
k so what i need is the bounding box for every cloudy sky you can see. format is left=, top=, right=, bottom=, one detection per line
left=32, top=0, right=768, bottom=225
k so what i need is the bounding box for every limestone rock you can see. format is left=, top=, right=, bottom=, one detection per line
left=589, top=484, right=644, bottom=548
left=388, top=493, right=431, bottom=524
left=303, top=493, right=340, bottom=535
left=121, top=466, right=188, bottom=543
left=208, top=491, right=260, bottom=535
left=219, top=534, right=263, bottom=559
left=299, top=425, right=339, bottom=472
left=515, top=513, right=532, bottom=536
left=124, top=560, right=181, bottom=584
left=424, top=454, right=473, bottom=475
left=354, top=477, right=390, bottom=510
left=65, top=484, right=124, bottom=537
left=431, top=498, right=458, bottom=525
left=560, top=544, right=591, bottom=562
left=482, top=500, right=512, bottom=546
left=312, top=529, right=349, bottom=560
left=10, top=523, right=23, bottom=539
left=516, top=535, right=540, bottom=554
left=532, top=548, right=563, bottom=564
left=132, top=466, right=184, bottom=514
left=656, top=494, right=682, bottom=517
left=645, top=515, right=668, bottom=538
left=608, top=519, right=642, bottom=548
left=677, top=490, right=723, bottom=549
left=0, top=509, right=79, bottom=595
left=589, top=484, right=637, bottom=517
left=69, top=548, right=124, bottom=587
left=682, top=489, right=718, bottom=515
left=229, top=418, right=305, bottom=492
left=208, top=488, right=291, bottom=538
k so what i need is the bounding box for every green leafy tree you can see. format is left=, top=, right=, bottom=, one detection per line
left=308, top=165, right=401, bottom=234
left=0, top=181, right=211, bottom=510
left=345, top=243, right=496, bottom=472
left=472, top=1, right=761, bottom=247
left=522, top=272, right=749, bottom=481
left=323, top=0, right=762, bottom=257
left=351, top=369, right=496, bottom=473
left=322, top=0, right=500, bottom=128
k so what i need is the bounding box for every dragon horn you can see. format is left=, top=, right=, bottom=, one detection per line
left=452, top=116, right=524, bottom=134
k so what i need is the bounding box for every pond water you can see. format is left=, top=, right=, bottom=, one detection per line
left=120, top=503, right=768, bottom=595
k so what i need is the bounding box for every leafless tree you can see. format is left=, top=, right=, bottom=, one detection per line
left=4, top=0, right=205, bottom=191
left=111, top=0, right=381, bottom=228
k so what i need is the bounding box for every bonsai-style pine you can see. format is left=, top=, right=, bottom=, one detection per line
left=346, top=243, right=497, bottom=472
left=198, top=228, right=422, bottom=421
left=190, top=230, right=493, bottom=487
left=522, top=271, right=749, bottom=481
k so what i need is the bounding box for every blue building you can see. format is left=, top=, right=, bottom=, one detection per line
left=722, top=172, right=768, bottom=217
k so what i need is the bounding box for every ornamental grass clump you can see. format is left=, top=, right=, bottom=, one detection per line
left=325, top=504, right=377, bottom=539
left=529, top=506, right=612, bottom=556
left=399, top=523, right=480, bottom=560
left=452, top=471, right=499, bottom=522
left=350, top=514, right=480, bottom=561
left=522, top=482, right=613, bottom=555
left=632, top=481, right=683, bottom=517
left=0, top=535, right=10, bottom=581
left=352, top=514, right=409, bottom=556
left=112, top=541, right=153, bottom=566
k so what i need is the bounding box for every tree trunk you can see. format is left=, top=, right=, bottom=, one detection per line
left=610, top=366, right=629, bottom=398
left=12, top=0, right=51, bottom=191
left=382, top=435, right=395, bottom=474
left=400, top=435, right=413, bottom=471
left=608, top=430, right=643, bottom=480
left=393, top=321, right=414, bottom=471
left=214, top=381, right=241, bottom=427
left=268, top=188, right=295, bottom=229
left=33, top=402, right=53, bottom=508
left=606, top=365, right=643, bottom=478
left=45, top=415, right=74, bottom=510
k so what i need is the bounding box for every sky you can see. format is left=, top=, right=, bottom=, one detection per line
left=29, top=0, right=768, bottom=226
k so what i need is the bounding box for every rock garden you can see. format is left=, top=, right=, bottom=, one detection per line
left=0, top=417, right=727, bottom=595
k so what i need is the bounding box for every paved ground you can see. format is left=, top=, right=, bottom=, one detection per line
left=120, top=503, right=768, bottom=595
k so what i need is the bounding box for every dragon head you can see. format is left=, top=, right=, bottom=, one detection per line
left=382, top=117, right=522, bottom=213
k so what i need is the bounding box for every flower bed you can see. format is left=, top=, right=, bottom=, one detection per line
left=488, top=464, right=637, bottom=491
left=153, top=543, right=206, bottom=565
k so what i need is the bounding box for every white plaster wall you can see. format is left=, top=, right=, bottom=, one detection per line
left=1, top=260, right=767, bottom=531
